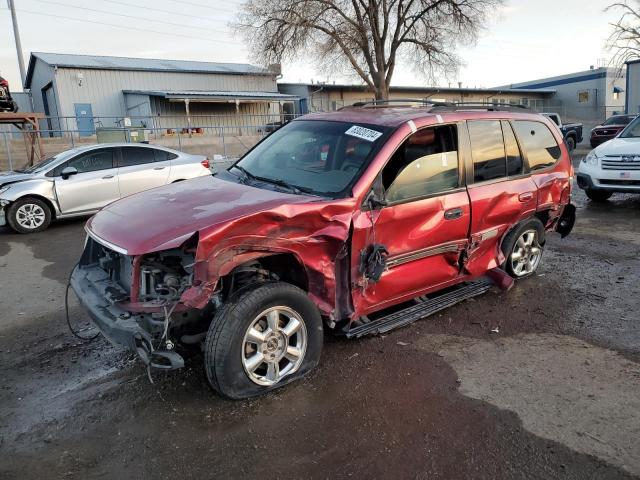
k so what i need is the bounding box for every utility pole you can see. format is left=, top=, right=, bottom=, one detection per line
left=8, top=0, right=27, bottom=88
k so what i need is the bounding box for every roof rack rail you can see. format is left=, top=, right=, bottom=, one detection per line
left=351, top=98, right=454, bottom=108
left=430, top=102, right=530, bottom=112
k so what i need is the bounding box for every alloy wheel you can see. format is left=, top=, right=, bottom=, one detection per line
left=16, top=203, right=46, bottom=229
left=241, top=306, right=307, bottom=386
left=510, top=229, right=542, bottom=277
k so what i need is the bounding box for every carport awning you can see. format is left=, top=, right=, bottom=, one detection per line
left=123, top=89, right=297, bottom=102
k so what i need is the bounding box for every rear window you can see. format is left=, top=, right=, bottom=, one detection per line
left=513, top=121, right=561, bottom=171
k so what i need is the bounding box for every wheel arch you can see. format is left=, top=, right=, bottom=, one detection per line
left=9, top=194, right=57, bottom=219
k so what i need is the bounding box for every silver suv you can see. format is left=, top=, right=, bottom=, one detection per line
left=0, top=143, right=211, bottom=233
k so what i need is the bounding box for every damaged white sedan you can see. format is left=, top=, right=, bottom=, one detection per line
left=0, top=143, right=211, bottom=233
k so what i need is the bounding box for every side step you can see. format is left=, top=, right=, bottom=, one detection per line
left=346, top=278, right=494, bottom=338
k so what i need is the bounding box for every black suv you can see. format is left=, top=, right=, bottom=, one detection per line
left=0, top=76, right=18, bottom=113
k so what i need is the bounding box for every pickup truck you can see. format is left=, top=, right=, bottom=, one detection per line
left=542, top=113, right=583, bottom=151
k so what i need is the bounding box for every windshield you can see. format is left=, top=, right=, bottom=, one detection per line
left=619, top=116, right=640, bottom=138
left=603, top=115, right=636, bottom=126
left=19, top=152, right=66, bottom=174
left=232, top=120, right=390, bottom=197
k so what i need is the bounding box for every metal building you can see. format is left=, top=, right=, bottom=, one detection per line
left=626, top=59, right=640, bottom=114
left=501, top=67, right=626, bottom=127
left=24, top=52, right=295, bottom=136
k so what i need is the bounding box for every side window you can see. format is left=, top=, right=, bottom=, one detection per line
left=468, top=120, right=506, bottom=183
left=153, top=149, right=178, bottom=162
left=53, top=149, right=113, bottom=176
left=513, top=121, right=562, bottom=171
left=382, top=125, right=459, bottom=203
left=119, top=147, right=156, bottom=167
left=502, top=121, right=524, bottom=176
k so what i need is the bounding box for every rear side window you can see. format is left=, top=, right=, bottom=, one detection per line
left=382, top=124, right=459, bottom=203
left=513, top=121, right=561, bottom=170
left=119, top=147, right=156, bottom=167
left=502, top=121, right=524, bottom=176
left=153, top=149, right=178, bottom=162
left=468, top=121, right=506, bottom=183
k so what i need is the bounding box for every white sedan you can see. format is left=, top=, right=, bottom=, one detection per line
left=0, top=143, right=211, bottom=233
left=577, top=116, right=640, bottom=202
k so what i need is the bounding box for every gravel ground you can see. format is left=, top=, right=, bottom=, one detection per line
left=0, top=150, right=639, bottom=479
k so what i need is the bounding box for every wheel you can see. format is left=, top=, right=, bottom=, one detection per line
left=11, top=100, right=18, bottom=113
left=204, top=282, right=323, bottom=399
left=502, top=218, right=545, bottom=278
left=590, top=140, right=597, bottom=148
left=566, top=136, right=576, bottom=152
left=585, top=189, right=613, bottom=202
left=7, top=197, right=52, bottom=233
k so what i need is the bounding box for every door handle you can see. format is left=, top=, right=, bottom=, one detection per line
left=154, top=166, right=166, bottom=170
left=102, top=175, right=114, bottom=179
left=444, top=207, right=464, bottom=220
left=519, top=192, right=534, bottom=202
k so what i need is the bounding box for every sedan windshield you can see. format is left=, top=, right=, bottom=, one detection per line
left=19, top=152, right=66, bottom=174
left=603, top=115, right=636, bottom=126
left=231, top=120, right=390, bottom=197
left=619, top=116, right=640, bottom=138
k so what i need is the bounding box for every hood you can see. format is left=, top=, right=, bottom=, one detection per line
left=87, top=175, right=314, bottom=255
left=0, top=171, right=34, bottom=187
left=595, top=136, right=640, bottom=156
left=593, top=125, right=624, bottom=131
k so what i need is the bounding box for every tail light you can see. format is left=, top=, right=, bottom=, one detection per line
left=201, top=158, right=210, bottom=169
left=0, top=79, right=8, bottom=87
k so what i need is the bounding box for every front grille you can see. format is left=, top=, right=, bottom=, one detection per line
left=599, top=179, right=640, bottom=186
left=601, top=156, right=640, bottom=170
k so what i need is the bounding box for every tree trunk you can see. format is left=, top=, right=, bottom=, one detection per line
left=374, top=72, right=389, bottom=100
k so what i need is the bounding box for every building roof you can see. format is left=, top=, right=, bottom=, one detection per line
left=124, top=89, right=297, bottom=102
left=497, top=67, right=619, bottom=90
left=277, top=82, right=555, bottom=95
left=626, top=58, right=640, bottom=66
left=25, top=52, right=273, bottom=88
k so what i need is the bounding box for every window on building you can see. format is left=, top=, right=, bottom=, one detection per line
left=520, top=98, right=530, bottom=107
left=468, top=120, right=507, bottom=183
left=513, top=121, right=561, bottom=170
left=578, top=90, right=590, bottom=103
left=382, top=125, right=459, bottom=203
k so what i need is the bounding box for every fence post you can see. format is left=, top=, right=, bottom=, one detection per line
left=3, top=130, right=13, bottom=171
left=221, top=126, right=227, bottom=158
left=177, top=128, right=182, bottom=150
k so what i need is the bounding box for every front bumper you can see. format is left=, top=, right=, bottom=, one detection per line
left=577, top=172, right=640, bottom=194
left=70, top=264, right=184, bottom=369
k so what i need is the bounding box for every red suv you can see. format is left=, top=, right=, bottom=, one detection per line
left=71, top=102, right=576, bottom=399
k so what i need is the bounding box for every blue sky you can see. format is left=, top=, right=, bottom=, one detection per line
left=0, top=0, right=623, bottom=90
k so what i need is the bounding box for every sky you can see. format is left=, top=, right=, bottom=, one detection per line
left=0, top=0, right=625, bottom=90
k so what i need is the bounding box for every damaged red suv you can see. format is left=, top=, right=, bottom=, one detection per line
left=71, top=102, right=576, bottom=399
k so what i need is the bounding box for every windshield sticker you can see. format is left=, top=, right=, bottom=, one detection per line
left=345, top=125, right=383, bottom=142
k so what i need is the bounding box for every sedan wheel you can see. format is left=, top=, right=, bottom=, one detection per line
left=510, top=230, right=543, bottom=277
left=7, top=197, right=52, bottom=234
left=16, top=203, right=47, bottom=230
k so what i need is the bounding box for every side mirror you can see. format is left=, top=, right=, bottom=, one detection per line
left=60, top=166, right=78, bottom=180
left=366, top=190, right=388, bottom=210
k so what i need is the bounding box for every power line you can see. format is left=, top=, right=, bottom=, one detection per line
left=100, top=0, right=230, bottom=24
left=27, top=0, right=228, bottom=34
left=0, top=7, right=236, bottom=44
left=164, top=0, right=242, bottom=14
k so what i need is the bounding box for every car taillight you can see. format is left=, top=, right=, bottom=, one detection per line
left=201, top=158, right=210, bottom=169
left=0, top=79, right=8, bottom=87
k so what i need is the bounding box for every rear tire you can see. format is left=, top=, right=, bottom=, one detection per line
left=204, top=282, right=323, bottom=399
left=7, top=197, right=52, bottom=233
left=566, top=136, right=576, bottom=152
left=585, top=189, right=613, bottom=202
left=501, top=218, right=545, bottom=279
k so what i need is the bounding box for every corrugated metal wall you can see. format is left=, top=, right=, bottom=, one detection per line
left=626, top=63, right=640, bottom=114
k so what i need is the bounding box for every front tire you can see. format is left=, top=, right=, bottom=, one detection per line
left=7, top=197, right=52, bottom=233
left=566, top=136, right=576, bottom=152
left=205, top=282, right=323, bottom=399
left=585, top=189, right=613, bottom=202
left=502, top=218, right=545, bottom=278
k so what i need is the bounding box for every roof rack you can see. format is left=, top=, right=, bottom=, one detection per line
left=349, top=99, right=530, bottom=112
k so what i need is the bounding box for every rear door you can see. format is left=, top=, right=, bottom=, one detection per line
left=117, top=146, right=171, bottom=198
left=351, top=123, right=471, bottom=315
left=54, top=148, right=120, bottom=213
left=463, top=120, right=538, bottom=276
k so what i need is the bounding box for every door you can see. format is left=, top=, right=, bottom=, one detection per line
left=74, top=103, right=95, bottom=137
left=54, top=148, right=120, bottom=214
left=463, top=120, right=538, bottom=276
left=117, top=146, right=171, bottom=198
left=351, top=124, right=471, bottom=315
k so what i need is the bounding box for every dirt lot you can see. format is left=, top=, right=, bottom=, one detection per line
left=1, top=150, right=639, bottom=479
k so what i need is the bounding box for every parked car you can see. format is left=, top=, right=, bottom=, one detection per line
left=0, top=143, right=210, bottom=233
left=589, top=114, right=637, bottom=148
left=578, top=114, right=640, bottom=201
left=542, top=113, right=583, bottom=151
left=0, top=75, right=18, bottom=113
left=71, top=105, right=575, bottom=399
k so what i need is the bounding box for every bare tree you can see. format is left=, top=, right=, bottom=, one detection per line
left=607, top=1, right=640, bottom=68
left=236, top=0, right=502, bottom=100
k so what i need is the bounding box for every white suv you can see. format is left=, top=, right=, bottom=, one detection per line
left=577, top=115, right=640, bottom=201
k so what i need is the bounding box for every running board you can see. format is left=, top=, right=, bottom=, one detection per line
left=346, top=278, right=495, bottom=338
